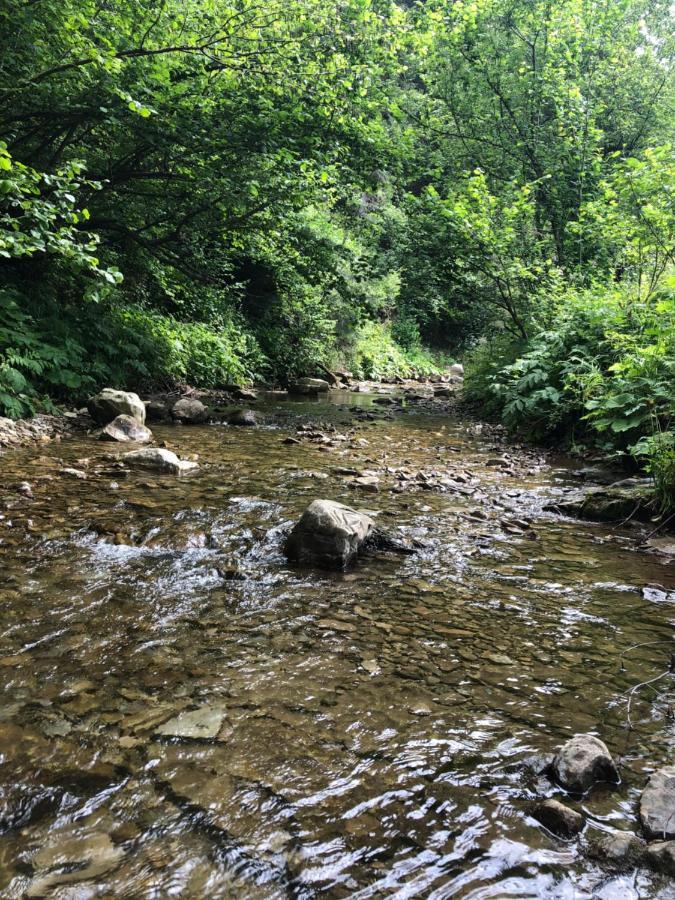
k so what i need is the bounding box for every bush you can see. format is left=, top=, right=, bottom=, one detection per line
left=344, top=321, right=446, bottom=380
left=0, top=289, right=263, bottom=417
left=465, top=275, right=675, bottom=509
left=104, top=307, right=259, bottom=389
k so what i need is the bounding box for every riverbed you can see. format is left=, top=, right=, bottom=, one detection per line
left=0, top=387, right=673, bottom=897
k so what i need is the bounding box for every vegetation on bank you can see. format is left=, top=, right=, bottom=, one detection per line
left=0, top=0, right=673, bottom=503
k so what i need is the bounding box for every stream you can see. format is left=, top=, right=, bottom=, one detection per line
left=0, top=386, right=673, bottom=898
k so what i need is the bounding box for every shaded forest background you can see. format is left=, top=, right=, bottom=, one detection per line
left=0, top=0, right=673, bottom=501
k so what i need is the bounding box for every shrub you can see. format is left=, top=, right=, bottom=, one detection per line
left=345, top=321, right=445, bottom=380
left=465, top=274, right=675, bottom=509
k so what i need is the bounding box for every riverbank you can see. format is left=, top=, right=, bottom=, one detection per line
left=0, top=370, right=463, bottom=452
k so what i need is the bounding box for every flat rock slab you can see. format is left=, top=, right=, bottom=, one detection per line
left=640, top=767, right=675, bottom=840
left=289, top=378, right=330, bottom=395
left=552, top=734, right=619, bottom=793
left=155, top=705, right=227, bottom=740
left=123, top=448, right=198, bottom=475
left=548, top=484, right=654, bottom=523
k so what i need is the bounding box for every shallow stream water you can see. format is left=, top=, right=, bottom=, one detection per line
left=0, top=388, right=673, bottom=898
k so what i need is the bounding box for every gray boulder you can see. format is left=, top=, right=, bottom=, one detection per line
left=449, top=363, right=464, bottom=377
left=98, top=415, right=153, bottom=443
left=645, top=840, right=675, bottom=875
left=87, top=389, right=146, bottom=425
left=640, top=767, right=675, bottom=839
left=533, top=799, right=584, bottom=838
left=123, top=448, right=198, bottom=475
left=284, top=499, right=375, bottom=570
left=289, top=378, right=330, bottom=395
left=552, top=734, right=619, bottom=793
left=171, top=397, right=208, bottom=424
left=227, top=409, right=257, bottom=427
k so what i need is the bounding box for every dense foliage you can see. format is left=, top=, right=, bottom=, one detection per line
left=1, top=0, right=673, bottom=500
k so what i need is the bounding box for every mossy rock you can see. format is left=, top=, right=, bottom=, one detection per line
left=550, top=481, right=654, bottom=523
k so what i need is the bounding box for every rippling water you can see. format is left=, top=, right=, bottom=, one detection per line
left=0, top=389, right=673, bottom=898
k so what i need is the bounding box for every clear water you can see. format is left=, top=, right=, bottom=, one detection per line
left=0, top=389, right=673, bottom=898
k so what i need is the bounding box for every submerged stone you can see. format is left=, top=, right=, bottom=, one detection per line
left=27, top=830, right=123, bottom=896
left=586, top=830, right=645, bottom=867
left=645, top=840, right=675, bottom=875
left=646, top=537, right=675, bottom=558
left=532, top=799, right=584, bottom=838
left=155, top=705, right=227, bottom=740
left=144, top=399, right=171, bottom=423
left=227, top=409, right=257, bottom=426
left=150, top=744, right=236, bottom=833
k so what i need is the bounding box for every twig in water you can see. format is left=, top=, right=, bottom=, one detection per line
left=618, top=639, right=675, bottom=672
left=623, top=668, right=674, bottom=731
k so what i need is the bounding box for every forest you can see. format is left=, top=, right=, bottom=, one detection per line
left=1, top=0, right=673, bottom=504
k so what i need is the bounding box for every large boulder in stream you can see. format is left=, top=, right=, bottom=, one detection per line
left=640, top=767, right=675, bottom=840
left=284, top=499, right=413, bottom=569
left=87, top=389, right=146, bottom=426
left=171, top=397, right=208, bottom=424
left=552, top=734, right=619, bottom=793
left=289, top=378, right=330, bottom=395
left=284, top=500, right=375, bottom=569
left=98, top=414, right=153, bottom=443
left=123, top=448, right=198, bottom=475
